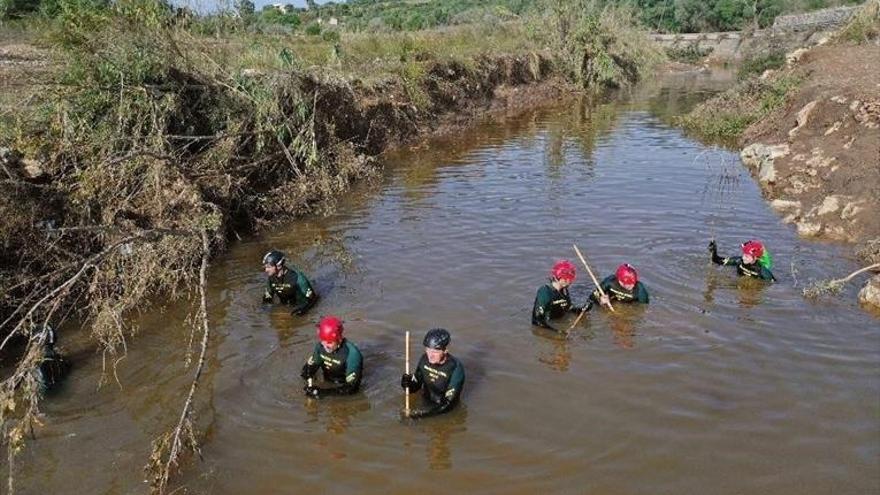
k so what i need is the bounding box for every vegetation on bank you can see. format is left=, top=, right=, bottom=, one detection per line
left=677, top=73, right=803, bottom=142
left=0, top=1, right=662, bottom=492
left=677, top=0, right=876, bottom=143
left=1, top=0, right=869, bottom=34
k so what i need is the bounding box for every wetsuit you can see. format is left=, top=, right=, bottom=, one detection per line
left=403, top=354, right=465, bottom=419
left=263, top=267, right=318, bottom=315
left=710, top=248, right=775, bottom=281
left=302, top=339, right=363, bottom=396
left=532, top=283, right=591, bottom=331
left=590, top=275, right=650, bottom=304
left=35, top=328, right=70, bottom=393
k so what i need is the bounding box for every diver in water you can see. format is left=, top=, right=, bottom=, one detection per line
left=590, top=263, right=650, bottom=306
left=532, top=260, right=592, bottom=331
left=35, top=325, right=71, bottom=393
left=400, top=328, right=465, bottom=419
left=261, top=250, right=318, bottom=315
left=301, top=316, right=363, bottom=398
left=709, top=239, right=776, bottom=281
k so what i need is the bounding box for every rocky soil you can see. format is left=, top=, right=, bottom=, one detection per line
left=737, top=43, right=880, bottom=308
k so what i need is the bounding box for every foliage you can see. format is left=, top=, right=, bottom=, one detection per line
left=528, top=1, right=665, bottom=90
left=737, top=51, right=785, bottom=79
left=677, top=73, right=803, bottom=141
left=834, top=0, right=880, bottom=43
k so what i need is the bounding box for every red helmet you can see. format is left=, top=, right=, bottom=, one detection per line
left=741, top=240, right=764, bottom=258
left=317, top=316, right=344, bottom=343
left=551, top=260, right=577, bottom=282
left=616, top=264, right=638, bottom=286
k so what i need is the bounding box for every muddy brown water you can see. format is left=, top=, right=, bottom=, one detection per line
left=17, top=71, right=880, bottom=494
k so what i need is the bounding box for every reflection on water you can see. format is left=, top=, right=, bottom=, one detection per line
left=19, top=70, right=880, bottom=495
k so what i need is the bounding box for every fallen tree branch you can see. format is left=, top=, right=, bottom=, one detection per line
left=803, top=263, right=880, bottom=298
left=150, top=229, right=212, bottom=494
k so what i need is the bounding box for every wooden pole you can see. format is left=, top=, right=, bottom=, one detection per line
left=573, top=244, right=615, bottom=312
left=404, top=331, right=411, bottom=417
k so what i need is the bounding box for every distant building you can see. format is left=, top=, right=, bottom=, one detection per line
left=328, top=17, right=338, bottom=26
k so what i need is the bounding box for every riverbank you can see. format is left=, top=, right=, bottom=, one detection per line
left=678, top=2, right=880, bottom=307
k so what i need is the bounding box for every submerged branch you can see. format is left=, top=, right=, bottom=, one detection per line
left=150, top=229, right=212, bottom=494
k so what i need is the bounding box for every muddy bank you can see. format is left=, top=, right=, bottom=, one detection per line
left=737, top=42, right=880, bottom=302
left=679, top=13, right=880, bottom=307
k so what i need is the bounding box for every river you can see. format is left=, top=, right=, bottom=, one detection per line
left=17, top=70, right=880, bottom=495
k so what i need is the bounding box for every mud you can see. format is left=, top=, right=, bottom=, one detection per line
left=740, top=44, right=879, bottom=263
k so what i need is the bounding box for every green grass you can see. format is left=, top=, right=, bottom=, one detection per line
left=677, top=74, right=803, bottom=142
left=737, top=51, right=785, bottom=80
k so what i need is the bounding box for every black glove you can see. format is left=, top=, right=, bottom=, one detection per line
left=570, top=301, right=593, bottom=313
left=304, top=385, right=320, bottom=398
left=708, top=240, right=717, bottom=253
left=401, top=373, right=414, bottom=389
left=301, top=363, right=316, bottom=380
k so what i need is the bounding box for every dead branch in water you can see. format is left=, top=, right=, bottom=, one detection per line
left=146, top=229, right=212, bottom=494
left=803, top=263, right=880, bottom=298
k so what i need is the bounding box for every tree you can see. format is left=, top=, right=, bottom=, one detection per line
left=235, top=0, right=254, bottom=18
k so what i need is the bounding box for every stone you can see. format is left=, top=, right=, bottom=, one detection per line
left=740, top=143, right=790, bottom=186
left=841, top=201, right=865, bottom=220
left=760, top=69, right=775, bottom=81
left=21, top=158, right=46, bottom=180
left=824, top=121, right=841, bottom=135
left=824, top=225, right=851, bottom=241
left=859, top=275, right=880, bottom=309
left=806, top=149, right=835, bottom=168
left=770, top=199, right=801, bottom=211
left=849, top=100, right=861, bottom=112
left=796, top=220, right=823, bottom=236
left=796, top=220, right=822, bottom=237
left=830, top=95, right=848, bottom=104
left=786, top=48, right=808, bottom=66
left=816, top=195, right=844, bottom=216
left=789, top=100, right=818, bottom=137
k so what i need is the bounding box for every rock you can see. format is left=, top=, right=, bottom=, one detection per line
left=824, top=225, right=851, bottom=241
left=841, top=201, right=865, bottom=220
left=21, top=158, right=46, bottom=180
left=786, top=48, right=808, bottom=66
left=849, top=100, right=861, bottom=112
left=759, top=69, right=775, bottom=81
left=0, top=147, right=22, bottom=168
left=830, top=95, right=848, bottom=104
left=816, top=195, right=844, bottom=216
left=806, top=149, right=835, bottom=168
left=241, top=68, right=264, bottom=77
left=789, top=100, right=819, bottom=137
left=843, top=136, right=855, bottom=149
left=859, top=275, right=880, bottom=309
left=796, top=220, right=822, bottom=237
left=824, top=121, right=841, bottom=135
left=740, top=143, right=790, bottom=186
left=770, top=199, right=801, bottom=217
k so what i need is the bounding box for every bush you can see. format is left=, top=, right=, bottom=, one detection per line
left=737, top=51, right=784, bottom=79
left=305, top=22, right=321, bottom=35
left=677, top=73, right=802, bottom=141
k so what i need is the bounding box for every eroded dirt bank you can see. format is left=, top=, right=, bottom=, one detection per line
left=737, top=42, right=880, bottom=305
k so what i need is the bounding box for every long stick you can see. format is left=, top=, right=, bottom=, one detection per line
left=566, top=307, right=588, bottom=333
left=573, top=244, right=615, bottom=312
left=404, top=331, right=411, bottom=417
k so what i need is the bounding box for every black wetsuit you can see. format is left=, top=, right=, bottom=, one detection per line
left=302, top=339, right=363, bottom=396
left=404, top=354, right=465, bottom=419
left=263, top=267, right=318, bottom=315
left=532, top=283, right=590, bottom=331
left=36, top=329, right=70, bottom=393
left=590, top=275, right=650, bottom=304
left=711, top=248, right=775, bottom=281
